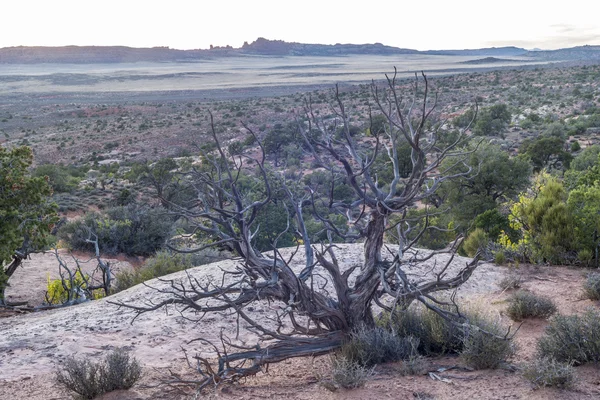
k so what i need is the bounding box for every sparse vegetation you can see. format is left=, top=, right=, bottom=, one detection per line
left=5, top=54, right=600, bottom=398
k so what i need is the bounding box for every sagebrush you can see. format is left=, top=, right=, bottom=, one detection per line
left=506, top=291, right=557, bottom=321
left=460, top=317, right=516, bottom=369
left=338, top=325, right=419, bottom=367
left=537, top=308, right=600, bottom=365
left=523, top=357, right=576, bottom=389
left=379, top=304, right=515, bottom=369
left=330, top=356, right=374, bottom=389
left=55, top=348, right=142, bottom=399
left=378, top=306, right=463, bottom=356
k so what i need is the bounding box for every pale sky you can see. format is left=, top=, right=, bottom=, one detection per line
left=2, top=0, right=599, bottom=51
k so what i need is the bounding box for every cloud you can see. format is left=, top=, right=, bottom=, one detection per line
left=549, top=24, right=577, bottom=34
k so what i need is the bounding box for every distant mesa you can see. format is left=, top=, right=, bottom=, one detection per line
left=238, top=37, right=419, bottom=56
left=0, top=39, right=599, bottom=64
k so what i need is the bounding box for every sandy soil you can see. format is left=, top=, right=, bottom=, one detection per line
left=1, top=245, right=599, bottom=399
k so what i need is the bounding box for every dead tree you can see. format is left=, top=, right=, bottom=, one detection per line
left=113, top=71, right=482, bottom=389
left=44, top=230, right=113, bottom=308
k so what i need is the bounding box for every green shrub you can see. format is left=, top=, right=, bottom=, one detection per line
left=338, top=325, right=419, bottom=367
left=33, top=164, right=80, bottom=193
left=58, top=205, right=174, bottom=256
left=112, top=251, right=193, bottom=293
left=330, top=356, right=374, bottom=389
left=505, top=174, right=576, bottom=264
left=537, top=308, right=600, bottom=365
left=506, top=291, right=557, bottom=321
left=463, top=228, right=489, bottom=257
left=56, top=348, right=142, bottom=399
left=583, top=272, right=600, bottom=300
left=523, top=357, right=576, bottom=388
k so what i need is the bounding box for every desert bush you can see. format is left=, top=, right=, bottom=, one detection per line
left=100, top=349, right=143, bottom=392
left=523, top=357, right=576, bottom=389
left=460, top=316, right=516, bottom=369
left=338, top=325, right=419, bottom=367
left=583, top=272, right=600, bottom=300
left=330, top=356, right=374, bottom=389
left=112, top=251, right=193, bottom=293
left=56, top=348, right=142, bottom=399
left=506, top=291, right=557, bottom=321
left=537, top=309, right=600, bottom=365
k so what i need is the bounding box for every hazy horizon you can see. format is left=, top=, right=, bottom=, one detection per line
left=4, top=1, right=599, bottom=52
left=0, top=37, right=595, bottom=52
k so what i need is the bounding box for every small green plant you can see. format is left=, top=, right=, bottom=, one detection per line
left=56, top=348, right=142, bottom=399
left=494, top=251, right=507, bottom=265
left=523, top=357, right=576, bottom=388
left=330, top=356, right=374, bottom=389
left=462, top=228, right=489, bottom=257
left=583, top=272, right=600, bottom=300
left=506, top=291, right=557, bottom=321
left=537, top=308, right=600, bottom=365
